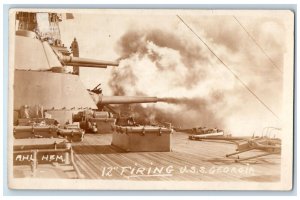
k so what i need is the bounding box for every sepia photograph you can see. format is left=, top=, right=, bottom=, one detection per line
left=7, top=8, right=294, bottom=190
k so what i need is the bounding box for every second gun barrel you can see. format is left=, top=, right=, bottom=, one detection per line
left=99, top=96, right=163, bottom=104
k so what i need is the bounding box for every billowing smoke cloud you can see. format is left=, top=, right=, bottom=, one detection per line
left=109, top=29, right=227, bottom=129
left=108, top=16, right=285, bottom=135
left=115, top=29, right=212, bottom=89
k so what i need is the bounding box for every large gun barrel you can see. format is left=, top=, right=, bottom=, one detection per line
left=99, top=96, right=166, bottom=105
left=60, top=56, right=119, bottom=68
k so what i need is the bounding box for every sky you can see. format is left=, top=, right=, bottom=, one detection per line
left=46, top=10, right=293, bottom=136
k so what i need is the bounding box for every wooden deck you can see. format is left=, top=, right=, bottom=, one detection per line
left=71, top=132, right=281, bottom=182
left=14, top=164, right=78, bottom=179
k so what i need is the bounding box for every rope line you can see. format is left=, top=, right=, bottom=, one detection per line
left=233, top=16, right=282, bottom=73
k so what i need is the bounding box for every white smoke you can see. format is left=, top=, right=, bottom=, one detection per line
left=108, top=17, right=285, bottom=137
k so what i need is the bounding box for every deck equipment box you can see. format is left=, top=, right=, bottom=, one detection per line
left=14, top=125, right=58, bottom=139
left=112, top=125, right=173, bottom=152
